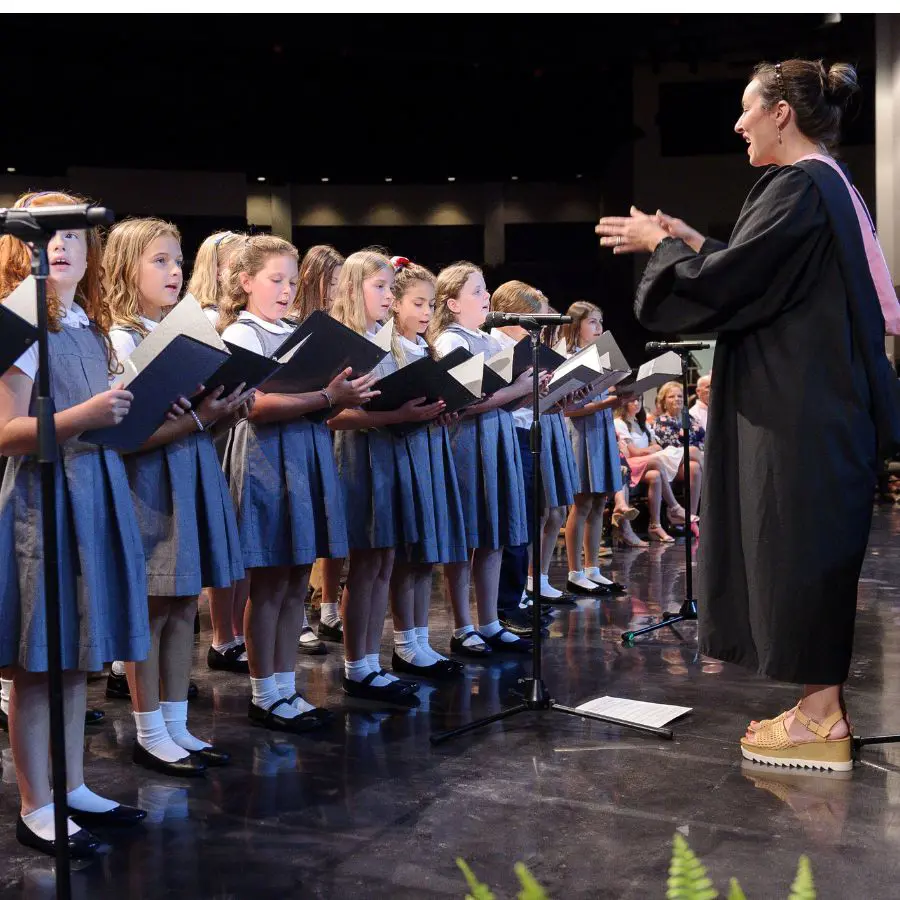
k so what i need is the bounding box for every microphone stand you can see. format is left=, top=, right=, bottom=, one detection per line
left=431, top=323, right=675, bottom=745
left=622, top=346, right=698, bottom=643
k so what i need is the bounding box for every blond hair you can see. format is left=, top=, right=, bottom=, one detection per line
left=389, top=258, right=437, bottom=357
left=656, top=380, right=684, bottom=416
left=217, top=234, right=299, bottom=334
left=102, top=218, right=181, bottom=338
left=426, top=261, right=482, bottom=347
left=491, top=280, right=544, bottom=316
left=559, top=300, right=603, bottom=354
left=186, top=231, right=247, bottom=310
left=330, top=249, right=402, bottom=362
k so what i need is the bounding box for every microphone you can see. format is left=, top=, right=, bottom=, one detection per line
left=0, top=204, right=115, bottom=238
left=481, top=312, right=573, bottom=332
left=645, top=341, right=711, bottom=352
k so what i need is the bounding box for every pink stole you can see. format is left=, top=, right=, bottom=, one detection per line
left=796, top=153, right=900, bottom=335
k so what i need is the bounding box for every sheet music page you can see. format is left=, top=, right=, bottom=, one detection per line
left=2, top=276, right=37, bottom=326
left=276, top=334, right=311, bottom=364
left=447, top=353, right=484, bottom=397
left=125, top=295, right=227, bottom=378
left=371, top=318, right=395, bottom=352
left=485, top=346, right=514, bottom=382
left=575, top=696, right=692, bottom=728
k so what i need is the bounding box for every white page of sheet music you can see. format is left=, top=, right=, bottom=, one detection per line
left=574, top=696, right=692, bottom=728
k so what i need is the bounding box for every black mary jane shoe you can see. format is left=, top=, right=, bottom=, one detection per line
left=207, top=643, right=250, bottom=674
left=481, top=628, right=534, bottom=655
left=248, top=698, right=323, bottom=734
left=189, top=746, right=231, bottom=767
left=377, top=669, right=420, bottom=692
left=341, top=672, right=417, bottom=702
left=85, top=708, right=105, bottom=726
left=69, top=803, right=147, bottom=829
left=449, top=631, right=493, bottom=658
left=317, top=620, right=344, bottom=643
left=564, top=579, right=612, bottom=597
left=284, top=694, right=335, bottom=727
left=16, top=816, right=100, bottom=860
left=133, top=742, right=207, bottom=778
left=297, top=627, right=327, bottom=656
left=108, top=672, right=199, bottom=701
left=391, top=651, right=464, bottom=681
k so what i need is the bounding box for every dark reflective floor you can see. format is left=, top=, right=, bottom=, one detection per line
left=3, top=507, right=900, bottom=899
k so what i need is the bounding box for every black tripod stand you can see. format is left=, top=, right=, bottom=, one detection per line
left=1, top=203, right=114, bottom=900
left=432, top=320, right=676, bottom=745
left=622, top=342, right=708, bottom=644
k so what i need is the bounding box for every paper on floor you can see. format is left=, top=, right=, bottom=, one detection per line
left=574, top=696, right=692, bottom=728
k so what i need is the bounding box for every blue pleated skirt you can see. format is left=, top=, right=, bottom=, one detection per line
left=225, top=417, right=348, bottom=568
left=541, top=411, right=579, bottom=508
left=447, top=409, right=528, bottom=550
left=566, top=405, right=623, bottom=495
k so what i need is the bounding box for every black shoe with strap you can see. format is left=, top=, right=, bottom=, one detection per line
left=283, top=694, right=335, bottom=727
left=16, top=816, right=101, bottom=859
left=248, top=698, right=325, bottom=734
left=132, top=742, right=207, bottom=778
left=481, top=628, right=534, bottom=655
left=391, top=651, right=464, bottom=681
left=317, top=620, right=343, bottom=643
left=68, top=803, right=147, bottom=829
left=341, top=672, right=418, bottom=702
left=207, top=643, right=250, bottom=674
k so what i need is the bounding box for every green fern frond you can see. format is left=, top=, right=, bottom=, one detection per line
left=788, top=855, right=816, bottom=900
left=456, top=859, right=496, bottom=900
left=667, top=834, right=718, bottom=900
left=514, top=862, right=549, bottom=900
left=726, top=877, right=747, bottom=900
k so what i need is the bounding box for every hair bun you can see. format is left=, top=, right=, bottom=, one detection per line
left=390, top=256, right=410, bottom=271
left=824, top=61, right=860, bottom=109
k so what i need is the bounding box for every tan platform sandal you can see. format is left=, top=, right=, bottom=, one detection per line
left=740, top=706, right=852, bottom=772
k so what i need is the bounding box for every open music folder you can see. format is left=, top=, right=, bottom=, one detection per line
left=367, top=351, right=485, bottom=435
left=0, top=276, right=39, bottom=378
left=617, top=351, right=682, bottom=398
left=538, top=331, right=631, bottom=413
left=262, top=310, right=387, bottom=395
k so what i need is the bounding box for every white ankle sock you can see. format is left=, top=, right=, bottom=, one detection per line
left=367, top=653, right=398, bottom=682
left=22, top=803, right=78, bottom=841
left=321, top=602, right=341, bottom=627
left=160, top=700, right=211, bottom=752
left=134, top=708, right=190, bottom=762
left=234, top=633, right=246, bottom=645
left=526, top=575, right=562, bottom=599
left=275, top=671, right=314, bottom=713
left=568, top=570, right=599, bottom=590
left=67, top=784, right=117, bottom=814
left=0, top=677, right=11, bottom=716
left=111, top=661, right=126, bottom=677
left=212, top=639, right=238, bottom=654
left=298, top=627, right=319, bottom=645
left=584, top=566, right=612, bottom=586
left=453, top=626, right=486, bottom=649
left=345, top=658, right=392, bottom=688
left=415, top=626, right=446, bottom=662
left=479, top=620, right=519, bottom=643
left=251, top=675, right=299, bottom=718
left=394, top=628, right=433, bottom=667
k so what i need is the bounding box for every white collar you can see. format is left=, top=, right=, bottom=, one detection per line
left=237, top=310, right=292, bottom=334
left=61, top=302, right=90, bottom=328
left=399, top=333, right=427, bottom=351
left=139, top=315, right=159, bottom=332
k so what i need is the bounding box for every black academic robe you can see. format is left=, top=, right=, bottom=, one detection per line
left=635, top=162, right=900, bottom=684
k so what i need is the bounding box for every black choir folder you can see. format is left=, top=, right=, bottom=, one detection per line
left=192, top=341, right=281, bottom=403
left=83, top=297, right=279, bottom=452
left=263, top=310, right=387, bottom=395
left=511, top=337, right=565, bottom=379
left=0, top=276, right=39, bottom=377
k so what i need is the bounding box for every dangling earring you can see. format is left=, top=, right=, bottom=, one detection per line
left=777, top=127, right=783, bottom=145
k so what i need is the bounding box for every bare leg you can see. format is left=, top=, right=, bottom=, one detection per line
left=207, top=585, right=235, bottom=648
left=343, top=550, right=382, bottom=663
left=645, top=469, right=662, bottom=524
left=159, top=597, right=198, bottom=702
left=63, top=672, right=87, bottom=792
left=538, top=506, right=564, bottom=577
left=565, top=493, right=593, bottom=573
left=125, top=595, right=171, bottom=714
left=365, top=549, right=396, bottom=657
left=233, top=575, right=250, bottom=637
left=244, top=567, right=292, bottom=680
left=390, top=561, right=417, bottom=633
left=321, top=557, right=345, bottom=619
left=273, top=566, right=311, bottom=675
left=8, top=669, right=51, bottom=815
left=412, top=566, right=433, bottom=628
left=583, top=493, right=608, bottom=568
left=471, top=547, right=503, bottom=626
left=443, top=557, right=474, bottom=630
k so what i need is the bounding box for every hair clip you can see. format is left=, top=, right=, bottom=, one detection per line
left=390, top=256, right=410, bottom=271
left=212, top=231, right=234, bottom=247
left=774, top=62, right=785, bottom=100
